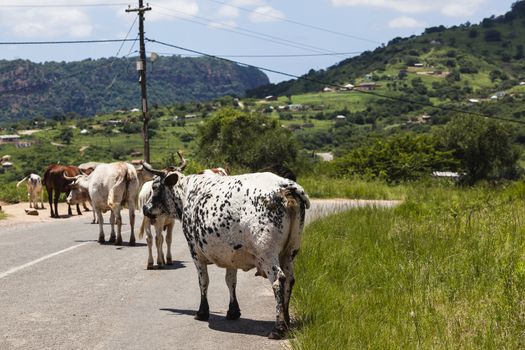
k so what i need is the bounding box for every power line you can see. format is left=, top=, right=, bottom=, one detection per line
left=0, top=39, right=137, bottom=45
left=0, top=2, right=128, bottom=8
left=145, top=38, right=525, bottom=126
left=151, top=5, right=343, bottom=56
left=147, top=51, right=363, bottom=58
left=201, top=0, right=381, bottom=45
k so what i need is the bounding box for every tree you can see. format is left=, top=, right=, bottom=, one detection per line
left=437, top=116, right=521, bottom=184
left=330, top=134, right=456, bottom=183
left=196, top=108, right=298, bottom=171
left=59, top=128, right=73, bottom=145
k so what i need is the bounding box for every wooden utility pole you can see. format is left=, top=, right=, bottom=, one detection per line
left=126, top=1, right=152, bottom=163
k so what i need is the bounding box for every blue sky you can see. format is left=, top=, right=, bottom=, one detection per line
left=0, top=0, right=518, bottom=82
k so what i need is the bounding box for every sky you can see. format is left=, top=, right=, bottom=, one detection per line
left=0, top=0, right=518, bottom=83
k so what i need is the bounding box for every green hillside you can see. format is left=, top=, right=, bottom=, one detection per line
left=248, top=1, right=525, bottom=99
left=0, top=55, right=269, bottom=123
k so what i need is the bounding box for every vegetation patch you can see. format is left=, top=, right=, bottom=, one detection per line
left=291, top=183, right=525, bottom=348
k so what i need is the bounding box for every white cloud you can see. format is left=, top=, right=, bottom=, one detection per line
left=231, top=0, right=265, bottom=6
left=0, top=8, right=92, bottom=38
left=217, top=5, right=240, bottom=19
left=331, top=0, right=486, bottom=17
left=249, top=6, right=285, bottom=23
left=388, top=16, right=426, bottom=28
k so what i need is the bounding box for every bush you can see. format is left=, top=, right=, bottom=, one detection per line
left=436, top=116, right=521, bottom=184
left=196, top=108, right=299, bottom=171
left=329, top=134, right=457, bottom=183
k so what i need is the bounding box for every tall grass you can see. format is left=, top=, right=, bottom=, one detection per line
left=299, top=176, right=407, bottom=200
left=292, top=183, right=525, bottom=349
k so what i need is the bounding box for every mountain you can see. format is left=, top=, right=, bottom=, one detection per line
left=248, top=0, right=525, bottom=98
left=0, top=55, right=269, bottom=123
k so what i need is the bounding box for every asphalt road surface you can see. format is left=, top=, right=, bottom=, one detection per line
left=0, top=199, right=399, bottom=350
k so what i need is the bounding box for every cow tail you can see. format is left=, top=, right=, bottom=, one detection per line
left=282, top=186, right=310, bottom=256
left=138, top=217, right=146, bottom=240
left=108, top=174, right=126, bottom=209
left=16, top=176, right=28, bottom=188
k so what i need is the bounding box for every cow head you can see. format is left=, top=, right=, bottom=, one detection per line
left=63, top=173, right=90, bottom=204
left=142, top=169, right=184, bottom=221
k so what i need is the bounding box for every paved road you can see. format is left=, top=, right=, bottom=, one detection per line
left=0, top=199, right=399, bottom=350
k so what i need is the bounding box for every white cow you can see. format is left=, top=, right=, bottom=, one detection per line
left=66, top=162, right=140, bottom=245
left=17, top=173, right=44, bottom=209
left=138, top=162, right=222, bottom=269
left=142, top=164, right=310, bottom=339
left=138, top=181, right=176, bottom=269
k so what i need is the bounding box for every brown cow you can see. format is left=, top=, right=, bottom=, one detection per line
left=43, top=164, right=88, bottom=218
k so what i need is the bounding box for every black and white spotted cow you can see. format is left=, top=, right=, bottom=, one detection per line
left=142, top=164, right=310, bottom=339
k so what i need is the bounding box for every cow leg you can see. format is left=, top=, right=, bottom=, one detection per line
left=76, top=203, right=82, bottom=215
left=266, top=262, right=287, bottom=340
left=194, top=260, right=210, bottom=321
left=128, top=202, right=136, bottom=246
left=47, top=188, right=55, bottom=217
left=96, top=209, right=105, bottom=243
left=281, top=256, right=296, bottom=326
left=154, top=224, right=165, bottom=266
left=145, top=221, right=154, bottom=269
left=40, top=190, right=44, bottom=209
left=54, top=191, right=60, bottom=218
left=225, top=268, right=241, bottom=320
left=115, top=208, right=123, bottom=246
left=165, top=222, right=174, bottom=265
left=108, top=211, right=116, bottom=243
left=83, top=201, right=90, bottom=212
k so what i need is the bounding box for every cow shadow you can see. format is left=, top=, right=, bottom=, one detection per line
left=147, top=261, right=187, bottom=270
left=73, top=239, right=147, bottom=248
left=159, top=308, right=274, bottom=337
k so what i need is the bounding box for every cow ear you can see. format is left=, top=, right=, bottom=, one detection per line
left=165, top=172, right=179, bottom=187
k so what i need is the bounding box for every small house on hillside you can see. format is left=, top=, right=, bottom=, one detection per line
left=0, top=135, right=20, bottom=143
left=265, top=95, right=277, bottom=101
left=356, top=82, right=380, bottom=91
left=323, top=87, right=335, bottom=92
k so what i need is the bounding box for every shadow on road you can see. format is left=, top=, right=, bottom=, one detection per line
left=160, top=308, right=274, bottom=337
left=73, top=239, right=148, bottom=248
left=147, top=261, right=187, bottom=270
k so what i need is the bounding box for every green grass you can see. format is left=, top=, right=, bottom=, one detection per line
left=299, top=176, right=407, bottom=200
left=291, top=182, right=525, bottom=348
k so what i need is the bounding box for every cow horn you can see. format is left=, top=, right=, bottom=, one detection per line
left=63, top=172, right=80, bottom=181
left=142, top=162, right=166, bottom=176
left=177, top=151, right=187, bottom=172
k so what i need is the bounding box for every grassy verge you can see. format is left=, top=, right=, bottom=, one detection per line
left=299, top=176, right=407, bottom=200
left=291, top=183, right=525, bottom=348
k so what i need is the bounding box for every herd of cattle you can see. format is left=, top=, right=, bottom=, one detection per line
left=15, top=155, right=310, bottom=339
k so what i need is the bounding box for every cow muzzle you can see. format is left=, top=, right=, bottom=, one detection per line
left=143, top=204, right=157, bottom=221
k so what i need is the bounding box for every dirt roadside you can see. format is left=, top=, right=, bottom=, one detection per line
left=0, top=202, right=88, bottom=229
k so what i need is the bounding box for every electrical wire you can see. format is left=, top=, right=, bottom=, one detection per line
left=145, top=38, right=525, bottom=125
left=0, top=39, right=137, bottom=45
left=147, top=51, right=364, bottom=58
left=0, top=2, right=128, bottom=8
left=151, top=6, right=343, bottom=56
left=201, top=0, right=382, bottom=45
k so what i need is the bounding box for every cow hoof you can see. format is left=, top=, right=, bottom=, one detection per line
left=98, top=238, right=105, bottom=244
left=129, top=240, right=136, bottom=247
left=115, top=240, right=123, bottom=246
left=268, top=328, right=286, bottom=340
left=194, top=312, right=209, bottom=321
left=147, top=264, right=154, bottom=270
left=226, top=309, right=241, bottom=320
left=108, top=236, right=116, bottom=243
left=166, top=259, right=173, bottom=265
